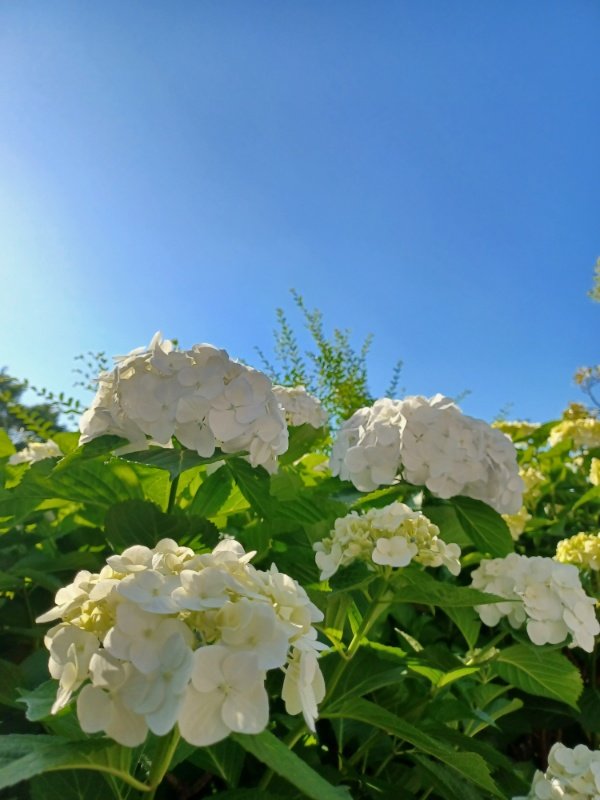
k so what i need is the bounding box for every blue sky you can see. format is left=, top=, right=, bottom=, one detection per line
left=0, top=1, right=598, bottom=423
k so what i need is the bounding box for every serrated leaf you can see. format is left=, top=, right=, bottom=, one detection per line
left=443, top=606, right=481, bottom=650
left=491, top=644, right=583, bottom=709
left=187, top=738, right=245, bottom=786
left=17, top=681, right=56, bottom=721
left=232, top=730, right=351, bottom=800
left=52, top=435, right=128, bottom=473
left=392, top=568, right=509, bottom=608
left=328, top=561, right=372, bottom=592
left=0, top=430, right=16, bottom=458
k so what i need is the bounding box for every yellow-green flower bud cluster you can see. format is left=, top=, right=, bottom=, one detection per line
left=314, top=501, right=461, bottom=580
left=556, top=532, right=600, bottom=572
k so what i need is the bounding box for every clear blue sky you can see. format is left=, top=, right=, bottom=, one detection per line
left=1, top=1, right=598, bottom=423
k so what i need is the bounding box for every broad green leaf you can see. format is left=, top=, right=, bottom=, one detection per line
left=323, top=648, right=408, bottom=706
left=578, top=688, right=600, bottom=733
left=328, top=561, right=372, bottom=592
left=188, top=467, right=234, bottom=518
left=451, top=496, right=513, bottom=556
left=0, top=430, right=15, bottom=458
left=104, top=500, right=191, bottom=549
left=232, top=730, right=351, bottom=800
left=209, top=792, right=284, bottom=800
left=491, top=644, right=583, bottom=709
left=52, top=435, right=128, bottom=473
left=279, top=424, right=328, bottom=465
left=412, top=755, right=487, bottom=800
left=30, top=770, right=113, bottom=800
left=392, top=568, right=509, bottom=608
left=187, top=738, right=245, bottom=786
left=120, top=446, right=236, bottom=479
left=227, top=459, right=272, bottom=517
left=323, top=698, right=503, bottom=797
left=0, top=735, right=147, bottom=793
left=443, top=606, right=481, bottom=650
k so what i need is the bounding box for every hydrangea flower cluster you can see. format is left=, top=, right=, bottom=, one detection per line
left=549, top=417, right=600, bottom=450
left=314, top=501, right=461, bottom=581
left=492, top=420, right=541, bottom=440
left=471, top=554, right=599, bottom=652
left=556, top=532, right=600, bottom=572
left=273, top=385, right=328, bottom=429
left=514, top=742, right=600, bottom=800
left=8, top=440, right=62, bottom=465
left=37, top=538, right=326, bottom=747
left=521, top=465, right=546, bottom=504
left=79, top=333, right=288, bottom=472
left=330, top=395, right=523, bottom=513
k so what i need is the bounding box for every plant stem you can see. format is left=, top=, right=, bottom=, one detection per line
left=146, top=729, right=181, bottom=799
left=167, top=475, right=180, bottom=514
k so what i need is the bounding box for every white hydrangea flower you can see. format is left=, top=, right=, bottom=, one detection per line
left=273, top=385, right=328, bottom=429
left=471, top=554, right=600, bottom=652
left=514, top=742, right=600, bottom=799
left=38, top=537, right=326, bottom=747
left=8, top=439, right=62, bottom=465
left=79, top=332, right=289, bottom=472
left=178, top=646, right=269, bottom=746
left=314, top=501, right=461, bottom=581
left=330, top=395, right=523, bottom=513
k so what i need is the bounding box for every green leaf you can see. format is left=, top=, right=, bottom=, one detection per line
left=104, top=499, right=191, bottom=549
left=232, top=730, right=351, bottom=800
left=491, top=644, right=583, bottom=709
left=227, top=459, right=272, bottom=517
left=412, top=755, right=487, bottom=800
left=0, top=735, right=147, bottom=793
left=451, top=497, right=513, bottom=557
left=30, top=770, right=113, bottom=800
left=392, top=568, right=509, bottom=608
left=52, top=435, right=128, bottom=473
left=120, top=446, right=234, bottom=479
left=0, top=429, right=16, bottom=458
left=443, top=606, right=481, bottom=650
left=323, top=698, right=503, bottom=797
left=423, top=504, right=471, bottom=547
left=328, top=561, right=372, bottom=592
left=573, top=486, right=600, bottom=510
left=187, top=738, right=245, bottom=786
left=188, top=467, right=234, bottom=518
left=279, top=424, right=328, bottom=465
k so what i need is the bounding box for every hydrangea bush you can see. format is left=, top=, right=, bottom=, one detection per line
left=0, top=335, right=599, bottom=800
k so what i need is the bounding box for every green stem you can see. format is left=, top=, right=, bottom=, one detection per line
left=146, top=729, right=181, bottom=799
left=166, top=475, right=180, bottom=514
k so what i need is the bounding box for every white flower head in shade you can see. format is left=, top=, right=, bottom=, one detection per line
left=38, top=537, right=326, bottom=747
left=314, top=501, right=461, bottom=581
left=471, top=553, right=600, bottom=652
left=513, top=742, right=600, bottom=799
left=8, top=440, right=62, bottom=465
left=273, top=385, right=328, bottom=429
left=330, top=395, right=523, bottom=514
left=79, top=333, right=289, bottom=472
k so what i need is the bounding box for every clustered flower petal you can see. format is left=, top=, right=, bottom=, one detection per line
left=549, top=417, right=600, bottom=450
left=273, top=385, right=328, bottom=429
left=38, top=537, right=326, bottom=746
left=330, top=395, right=523, bottom=513
left=471, top=554, right=600, bottom=652
left=589, top=458, right=600, bottom=487
left=8, top=440, right=62, bottom=465
left=502, top=507, right=532, bottom=541
left=514, top=742, right=600, bottom=800
left=79, top=333, right=288, bottom=472
left=314, top=501, right=461, bottom=581
left=556, top=532, right=600, bottom=572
